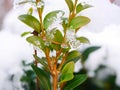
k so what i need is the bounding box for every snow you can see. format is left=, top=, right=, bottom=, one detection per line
left=0, top=0, right=120, bottom=89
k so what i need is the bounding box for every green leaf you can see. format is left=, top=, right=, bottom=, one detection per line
left=63, top=74, right=87, bottom=90
left=82, top=46, right=101, bottom=63
left=50, top=43, right=60, bottom=51
left=21, top=31, right=31, bottom=37
left=26, top=36, right=45, bottom=50
left=18, top=14, right=41, bottom=33
left=60, top=61, right=74, bottom=83
left=66, top=50, right=81, bottom=63
left=53, top=30, right=64, bottom=43
left=62, top=18, right=69, bottom=29
left=65, top=0, right=74, bottom=12
left=76, top=3, right=92, bottom=14
left=77, top=36, right=90, bottom=44
left=48, top=30, right=64, bottom=51
left=31, top=64, right=51, bottom=90
left=69, top=16, right=90, bottom=29
left=43, top=10, right=64, bottom=30
left=27, top=7, right=33, bottom=15
left=33, top=54, right=49, bottom=70
left=60, top=74, right=74, bottom=84
left=20, top=70, right=35, bottom=82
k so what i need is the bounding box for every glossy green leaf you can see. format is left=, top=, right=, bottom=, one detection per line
left=76, top=3, right=92, bottom=14
left=31, top=64, right=51, bottom=90
left=82, top=46, right=101, bottom=63
left=21, top=31, right=31, bottom=37
left=49, top=30, right=64, bottom=51
left=18, top=14, right=41, bottom=33
left=66, top=50, right=81, bottom=63
left=53, top=30, right=64, bottom=43
left=62, top=61, right=74, bottom=74
left=60, top=74, right=74, bottom=84
left=77, top=36, right=90, bottom=44
left=63, top=74, right=87, bottom=90
left=33, top=54, right=49, bottom=70
left=43, top=10, right=64, bottom=30
left=50, top=44, right=60, bottom=51
left=65, top=0, right=74, bottom=12
left=69, top=16, right=90, bottom=29
left=26, top=36, right=44, bottom=50
left=60, top=61, right=74, bottom=83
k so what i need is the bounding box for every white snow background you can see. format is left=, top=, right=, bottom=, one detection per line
left=0, top=0, right=120, bottom=89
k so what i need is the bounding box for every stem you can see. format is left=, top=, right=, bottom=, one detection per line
left=72, top=0, right=78, bottom=16
left=45, top=47, right=52, bottom=71
left=68, top=0, right=78, bottom=23
left=34, top=50, right=40, bottom=90
left=52, top=58, right=58, bottom=90
left=58, top=52, right=68, bottom=71
left=36, top=0, right=45, bottom=37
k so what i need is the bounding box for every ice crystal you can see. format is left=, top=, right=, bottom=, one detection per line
left=47, top=11, right=63, bottom=31
left=36, top=1, right=44, bottom=8
left=50, top=50, right=56, bottom=57
left=46, top=29, right=56, bottom=40
left=66, top=30, right=81, bottom=49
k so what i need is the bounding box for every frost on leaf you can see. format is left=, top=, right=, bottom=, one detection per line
left=66, top=30, right=81, bottom=49
left=47, top=12, right=63, bottom=31
left=34, top=41, right=41, bottom=47
left=46, top=11, right=64, bottom=40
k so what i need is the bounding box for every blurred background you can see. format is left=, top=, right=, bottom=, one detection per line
left=0, top=0, right=120, bottom=90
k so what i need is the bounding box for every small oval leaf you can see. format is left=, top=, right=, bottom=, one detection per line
left=18, top=14, right=41, bottom=33
left=77, top=36, right=90, bottom=44
left=66, top=50, right=81, bottom=63
left=69, top=16, right=90, bottom=29
left=26, top=36, right=44, bottom=50
left=76, top=3, right=92, bottom=14
left=63, top=74, right=87, bottom=90
left=53, top=30, right=64, bottom=43
left=60, top=61, right=74, bottom=83
left=21, top=31, right=31, bottom=37
left=65, top=0, right=74, bottom=12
